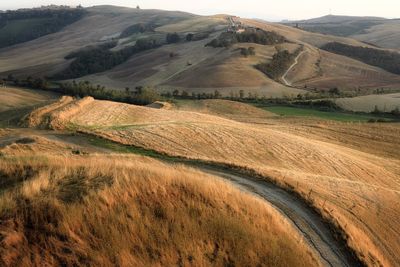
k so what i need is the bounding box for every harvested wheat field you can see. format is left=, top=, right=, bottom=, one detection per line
left=0, top=147, right=320, bottom=267
left=173, top=99, right=276, bottom=121
left=336, top=93, right=400, bottom=113
left=26, top=97, right=400, bottom=267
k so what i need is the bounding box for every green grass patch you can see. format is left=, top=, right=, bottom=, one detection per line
left=259, top=105, right=392, bottom=122
left=87, top=136, right=180, bottom=161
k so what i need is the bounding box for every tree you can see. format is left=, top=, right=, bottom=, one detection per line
left=172, top=89, right=180, bottom=97
left=239, top=90, right=244, bottom=99
left=186, top=33, right=194, bottom=42
left=181, top=90, right=189, bottom=98
left=372, top=105, right=381, bottom=114
left=329, top=87, right=340, bottom=96
left=166, top=33, right=180, bottom=44
left=391, top=107, right=400, bottom=116
left=214, top=90, right=221, bottom=99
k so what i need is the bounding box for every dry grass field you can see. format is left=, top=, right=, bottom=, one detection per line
left=336, top=93, right=400, bottom=112
left=241, top=19, right=400, bottom=91
left=26, top=97, right=400, bottom=267
left=0, top=136, right=320, bottom=266
left=173, top=99, right=276, bottom=121
left=0, top=6, right=194, bottom=77
left=3, top=6, right=399, bottom=95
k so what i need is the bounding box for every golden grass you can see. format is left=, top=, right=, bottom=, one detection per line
left=173, top=99, right=276, bottom=122
left=0, top=153, right=320, bottom=267
left=31, top=97, right=400, bottom=267
left=336, top=93, right=400, bottom=113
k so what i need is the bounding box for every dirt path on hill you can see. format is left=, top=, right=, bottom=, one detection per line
left=282, top=49, right=307, bottom=86
left=0, top=128, right=361, bottom=267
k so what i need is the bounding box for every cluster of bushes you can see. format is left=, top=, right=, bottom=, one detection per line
left=3, top=75, right=160, bottom=105
left=166, top=32, right=181, bottom=43
left=291, top=99, right=342, bottom=111
left=161, top=89, right=222, bottom=100
left=5, top=74, right=49, bottom=90
left=119, top=23, right=155, bottom=38
left=321, top=42, right=400, bottom=75
left=186, top=32, right=210, bottom=42
left=0, top=7, right=86, bottom=48
left=256, top=48, right=302, bottom=80
left=240, top=47, right=256, bottom=57
left=206, top=28, right=286, bottom=48
left=59, top=81, right=160, bottom=105
left=54, top=38, right=161, bottom=79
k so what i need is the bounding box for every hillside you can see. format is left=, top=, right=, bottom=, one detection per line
left=286, top=15, right=400, bottom=50
left=25, top=96, right=400, bottom=267
left=0, top=138, right=319, bottom=266
left=1, top=6, right=400, bottom=97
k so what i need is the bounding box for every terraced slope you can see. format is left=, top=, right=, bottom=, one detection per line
left=26, top=97, right=400, bottom=267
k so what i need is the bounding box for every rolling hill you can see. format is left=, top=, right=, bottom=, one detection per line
left=23, top=95, right=400, bottom=267
left=286, top=15, right=400, bottom=50
left=1, top=6, right=400, bottom=97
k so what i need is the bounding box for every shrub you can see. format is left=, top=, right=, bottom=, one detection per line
left=166, top=32, right=180, bottom=43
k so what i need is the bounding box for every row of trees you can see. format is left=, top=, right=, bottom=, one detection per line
left=206, top=29, right=287, bottom=48
left=59, top=81, right=160, bottom=105
left=321, top=42, right=400, bottom=75
left=3, top=75, right=160, bottom=106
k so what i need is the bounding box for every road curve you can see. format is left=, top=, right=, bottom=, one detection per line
left=200, top=167, right=362, bottom=267
left=282, top=49, right=307, bottom=86
left=0, top=129, right=362, bottom=267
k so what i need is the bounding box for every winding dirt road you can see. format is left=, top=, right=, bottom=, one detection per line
left=0, top=128, right=361, bottom=267
left=201, top=167, right=360, bottom=267
left=282, top=49, right=307, bottom=86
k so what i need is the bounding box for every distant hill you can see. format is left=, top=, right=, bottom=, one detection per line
left=1, top=6, right=400, bottom=96
left=284, top=15, right=400, bottom=49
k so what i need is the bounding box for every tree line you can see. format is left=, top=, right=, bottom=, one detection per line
left=4, top=75, right=160, bottom=106
left=206, top=28, right=287, bottom=48
left=321, top=42, right=400, bottom=75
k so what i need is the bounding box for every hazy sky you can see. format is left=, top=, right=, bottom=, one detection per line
left=1, top=0, right=399, bottom=20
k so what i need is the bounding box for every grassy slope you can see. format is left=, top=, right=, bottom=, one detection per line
left=0, top=137, right=319, bottom=266
left=28, top=97, right=400, bottom=267
left=336, top=93, right=400, bottom=112
left=0, top=7, right=194, bottom=77
left=260, top=105, right=390, bottom=122
left=241, top=19, right=400, bottom=91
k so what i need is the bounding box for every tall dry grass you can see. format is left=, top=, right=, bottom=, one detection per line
left=0, top=154, right=320, bottom=267
left=33, top=97, right=400, bottom=267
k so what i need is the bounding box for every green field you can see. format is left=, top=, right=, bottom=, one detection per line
left=259, top=105, right=392, bottom=122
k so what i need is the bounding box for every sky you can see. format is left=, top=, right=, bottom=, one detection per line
left=1, top=0, right=399, bottom=21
